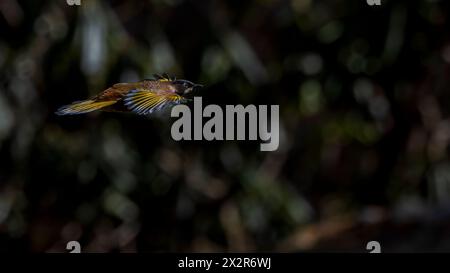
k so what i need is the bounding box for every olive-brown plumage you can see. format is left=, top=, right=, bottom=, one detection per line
left=56, top=74, right=202, bottom=116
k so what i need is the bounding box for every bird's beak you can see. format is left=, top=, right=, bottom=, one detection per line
left=185, top=84, right=203, bottom=94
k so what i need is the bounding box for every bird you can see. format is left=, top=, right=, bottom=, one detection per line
left=55, top=74, right=203, bottom=116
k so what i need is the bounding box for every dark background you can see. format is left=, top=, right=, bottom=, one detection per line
left=1, top=0, right=450, bottom=252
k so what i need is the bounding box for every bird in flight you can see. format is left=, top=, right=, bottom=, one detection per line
left=56, top=74, right=202, bottom=116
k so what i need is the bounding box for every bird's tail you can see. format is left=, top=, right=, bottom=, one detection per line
left=55, top=100, right=116, bottom=115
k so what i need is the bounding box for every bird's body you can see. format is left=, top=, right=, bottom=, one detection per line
left=56, top=74, right=201, bottom=116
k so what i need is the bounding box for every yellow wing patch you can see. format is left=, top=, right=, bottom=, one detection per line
left=123, top=90, right=186, bottom=115
left=55, top=100, right=116, bottom=115
left=153, top=73, right=174, bottom=82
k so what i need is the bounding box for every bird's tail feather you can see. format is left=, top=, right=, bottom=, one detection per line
left=55, top=100, right=116, bottom=115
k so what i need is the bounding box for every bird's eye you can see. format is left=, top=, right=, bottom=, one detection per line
left=173, top=80, right=193, bottom=88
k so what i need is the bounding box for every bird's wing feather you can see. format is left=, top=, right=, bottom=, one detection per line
left=153, top=73, right=174, bottom=82
left=123, top=90, right=187, bottom=115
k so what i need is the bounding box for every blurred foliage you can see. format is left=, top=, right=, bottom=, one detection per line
left=1, top=0, right=450, bottom=252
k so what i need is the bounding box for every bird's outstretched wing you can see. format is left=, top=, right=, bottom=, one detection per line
left=123, top=90, right=187, bottom=115
left=152, top=73, right=175, bottom=82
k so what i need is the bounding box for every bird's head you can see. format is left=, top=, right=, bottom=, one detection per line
left=172, top=79, right=203, bottom=95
